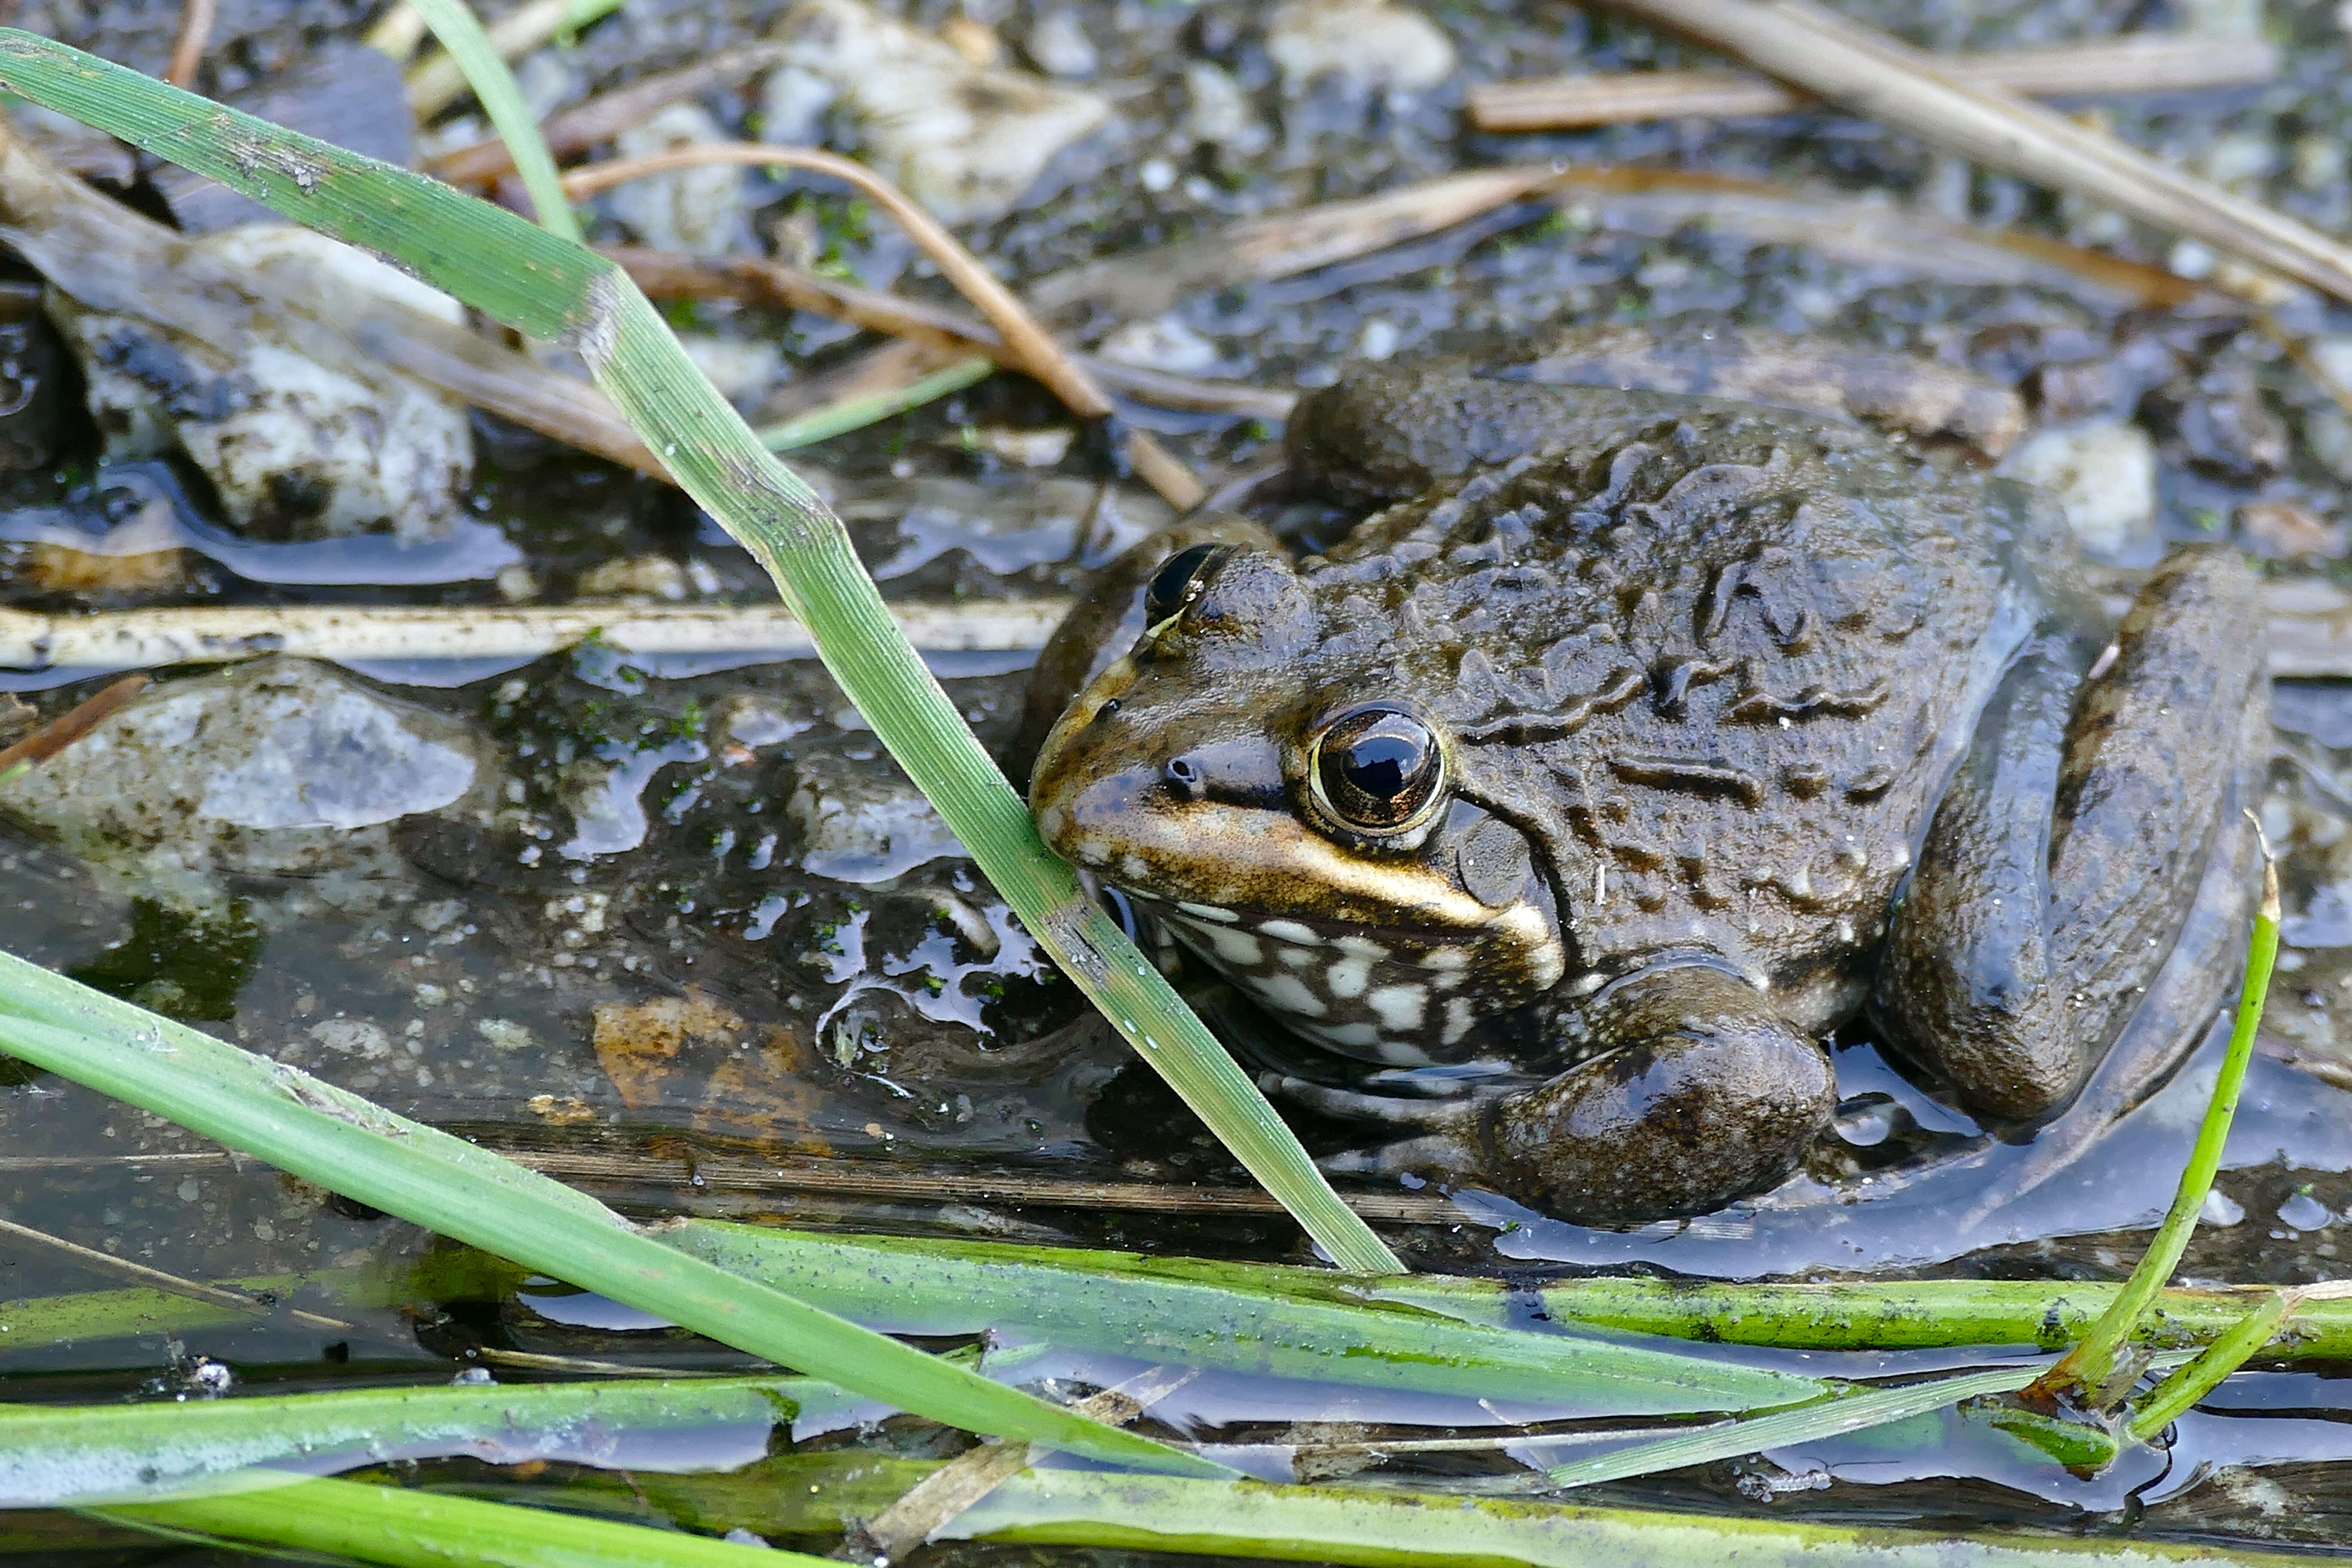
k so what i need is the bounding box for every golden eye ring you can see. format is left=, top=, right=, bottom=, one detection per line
left=1308, top=704, right=1449, bottom=835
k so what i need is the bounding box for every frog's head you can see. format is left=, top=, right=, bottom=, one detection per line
left=1029, top=544, right=1566, bottom=1063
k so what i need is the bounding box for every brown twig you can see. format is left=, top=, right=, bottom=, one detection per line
left=0, top=1214, right=351, bottom=1329
left=427, top=43, right=789, bottom=188
left=162, top=0, right=217, bottom=90
left=1025, top=166, right=1565, bottom=324
left=0, top=675, right=147, bottom=778
left=613, top=246, right=1295, bottom=423
left=1600, top=0, right=2352, bottom=304
left=563, top=144, right=1207, bottom=508
left=1468, top=33, right=2279, bottom=132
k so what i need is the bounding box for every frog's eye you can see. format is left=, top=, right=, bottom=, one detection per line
left=1143, top=543, right=1233, bottom=629
left=1311, top=704, right=1448, bottom=834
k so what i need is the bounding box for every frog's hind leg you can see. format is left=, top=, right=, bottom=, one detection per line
left=1314, top=965, right=1838, bottom=1223
left=1870, top=545, right=2267, bottom=1124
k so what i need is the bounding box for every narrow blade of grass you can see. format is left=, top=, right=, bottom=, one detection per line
left=96, top=1473, right=833, bottom=1568
left=761, top=353, right=996, bottom=451
left=496, top=1449, right=2340, bottom=1568
left=403, top=0, right=578, bottom=242
left=0, top=29, right=1400, bottom=1277
left=2038, top=847, right=2282, bottom=1403
left=1538, top=1365, right=2038, bottom=1488
left=662, top=1222, right=1828, bottom=1415
left=0, top=1375, right=819, bottom=1507
left=0, top=962, right=1219, bottom=1478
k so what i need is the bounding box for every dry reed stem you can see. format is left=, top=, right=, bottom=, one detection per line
left=1602, top=0, right=2352, bottom=303
left=1468, top=33, right=2278, bottom=132
left=0, top=601, right=1071, bottom=673
left=614, top=246, right=1294, bottom=421
left=162, top=0, right=217, bottom=90
left=405, top=0, right=603, bottom=117
left=0, top=676, right=147, bottom=774
left=427, top=44, right=789, bottom=187
left=564, top=144, right=1206, bottom=508
left=0, top=1215, right=349, bottom=1329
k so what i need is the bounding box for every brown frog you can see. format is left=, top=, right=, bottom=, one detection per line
left=1024, top=343, right=2268, bottom=1224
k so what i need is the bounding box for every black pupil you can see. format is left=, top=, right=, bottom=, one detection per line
left=1341, top=732, right=1424, bottom=802
left=1318, top=708, right=1439, bottom=829
left=1145, top=544, right=1225, bottom=625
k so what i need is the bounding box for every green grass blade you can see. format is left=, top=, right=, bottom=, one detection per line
left=0, top=28, right=1399, bottom=1277
left=96, top=1474, right=833, bottom=1568
left=0, top=1376, right=814, bottom=1506
left=0, top=959, right=1218, bottom=1477
left=509, top=1449, right=2338, bottom=1568
left=2044, top=851, right=2281, bottom=1400
left=761, top=354, right=997, bottom=451
left=1539, top=1366, right=2038, bottom=1488
left=665, top=1222, right=1826, bottom=1414
left=402, top=0, right=579, bottom=242
left=2123, top=1290, right=2293, bottom=1443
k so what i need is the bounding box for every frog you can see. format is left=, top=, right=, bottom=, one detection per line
left=1024, top=346, right=2269, bottom=1225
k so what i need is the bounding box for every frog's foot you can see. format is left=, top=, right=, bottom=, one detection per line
left=1311, top=966, right=1836, bottom=1223
left=1870, top=546, right=2266, bottom=1124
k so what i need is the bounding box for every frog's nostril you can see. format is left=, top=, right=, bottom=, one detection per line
left=1164, top=755, right=1202, bottom=797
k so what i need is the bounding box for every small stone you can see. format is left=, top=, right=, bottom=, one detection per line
left=2202, top=1188, right=2246, bottom=1226
left=1139, top=157, right=1177, bottom=193
left=1357, top=318, right=1402, bottom=361
left=676, top=333, right=786, bottom=408
left=1024, top=7, right=1099, bottom=77
left=2238, top=500, right=2347, bottom=561
left=1, top=659, right=487, bottom=910
left=1265, top=0, right=1457, bottom=96
left=967, top=425, right=1077, bottom=468
left=52, top=225, right=473, bottom=542
left=1997, top=420, right=2158, bottom=559
left=770, top=0, right=1112, bottom=225
left=788, top=748, right=967, bottom=883
left=2306, top=407, right=2352, bottom=484
left=578, top=554, right=692, bottom=601
left=608, top=103, right=752, bottom=256
left=1096, top=315, right=1221, bottom=375
left=2277, top=1190, right=2334, bottom=1231
left=1185, top=61, right=1269, bottom=155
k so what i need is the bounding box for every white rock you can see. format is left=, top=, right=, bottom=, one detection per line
left=1185, top=61, right=1269, bottom=154
left=1997, top=420, right=2159, bottom=559
left=1265, top=0, right=1457, bottom=95
left=1025, top=7, right=1100, bottom=77
left=676, top=332, right=786, bottom=406
left=789, top=750, right=967, bottom=883
left=53, top=225, right=473, bottom=541
left=3, top=659, right=485, bottom=908
left=758, top=63, right=837, bottom=148
left=609, top=103, right=753, bottom=256
left=1095, top=315, right=1222, bottom=375
left=769, top=0, right=1112, bottom=224
left=2306, top=407, right=2352, bottom=484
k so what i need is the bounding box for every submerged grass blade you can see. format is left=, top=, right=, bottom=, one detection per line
left=2041, top=848, right=2282, bottom=1402
left=0, top=28, right=1399, bottom=1277
left=96, top=1474, right=833, bottom=1568
left=478, top=1448, right=2337, bottom=1568
left=0, top=959, right=1216, bottom=1477
left=0, top=1376, right=817, bottom=1507
left=663, top=1222, right=1827, bottom=1414
left=1539, top=1365, right=2038, bottom=1488
left=403, top=0, right=578, bottom=242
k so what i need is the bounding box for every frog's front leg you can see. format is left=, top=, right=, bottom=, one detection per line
left=1870, top=546, right=2266, bottom=1121
left=1305, top=964, right=1837, bottom=1222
